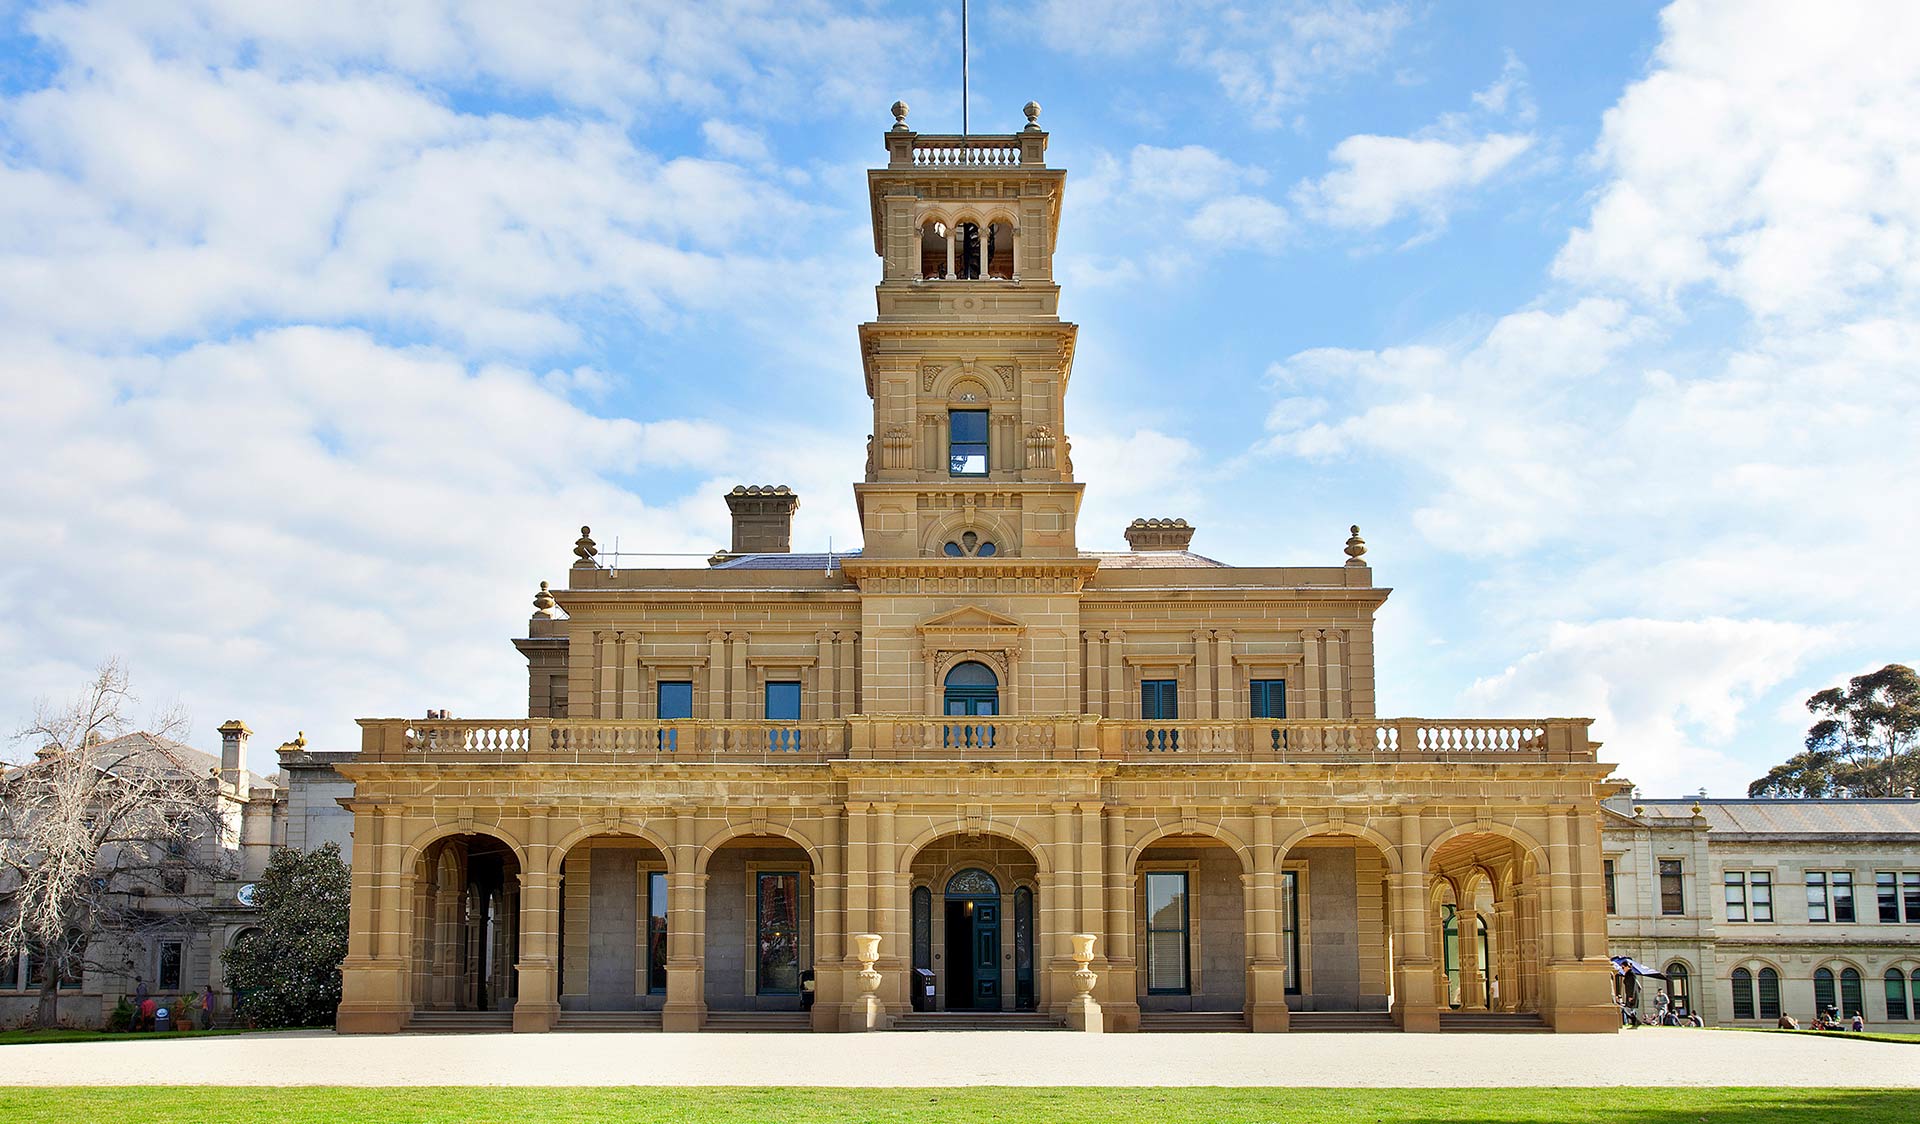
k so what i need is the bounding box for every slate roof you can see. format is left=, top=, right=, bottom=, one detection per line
left=1634, top=798, right=1920, bottom=837
left=712, top=550, right=861, bottom=571
left=1083, top=550, right=1229, bottom=569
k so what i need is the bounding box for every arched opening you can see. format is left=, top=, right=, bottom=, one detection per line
left=1815, top=966, right=1836, bottom=1017
left=1731, top=967, right=1755, bottom=1020
left=943, top=660, right=999, bottom=717
left=907, top=832, right=1040, bottom=1013
left=956, top=222, right=982, bottom=279
left=1134, top=834, right=1249, bottom=1019
left=554, top=833, right=670, bottom=1012
left=1426, top=833, right=1543, bottom=1017
left=1884, top=967, right=1910, bottom=1022
left=1278, top=833, right=1395, bottom=1016
left=921, top=221, right=948, bottom=279
left=1665, top=961, right=1690, bottom=1019
left=1840, top=966, right=1864, bottom=1018
left=703, top=834, right=813, bottom=1012
left=986, top=221, right=1013, bottom=278
left=1757, top=966, right=1781, bottom=1019
left=410, top=833, right=521, bottom=1014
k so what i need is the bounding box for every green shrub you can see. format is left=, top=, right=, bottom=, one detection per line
left=106, top=997, right=133, bottom=1032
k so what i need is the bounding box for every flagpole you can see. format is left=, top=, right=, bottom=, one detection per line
left=961, top=0, right=969, bottom=136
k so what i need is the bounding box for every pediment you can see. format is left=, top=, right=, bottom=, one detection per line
left=916, top=604, right=1026, bottom=636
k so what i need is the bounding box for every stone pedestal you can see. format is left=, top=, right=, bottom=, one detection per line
left=853, top=933, right=888, bottom=1031
left=1066, top=934, right=1103, bottom=1034
left=1546, top=960, right=1622, bottom=1033
left=512, top=956, right=559, bottom=1032
left=335, top=956, right=409, bottom=1034
left=1392, top=959, right=1441, bottom=1032
left=1246, top=960, right=1292, bottom=1032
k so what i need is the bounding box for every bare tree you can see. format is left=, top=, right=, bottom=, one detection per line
left=0, top=660, right=226, bottom=1028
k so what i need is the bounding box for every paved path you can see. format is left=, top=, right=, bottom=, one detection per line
left=4, top=1028, right=1915, bottom=1087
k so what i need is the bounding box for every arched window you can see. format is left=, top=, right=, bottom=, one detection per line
left=912, top=886, right=932, bottom=971
left=1840, top=966, right=1864, bottom=1018
left=943, top=530, right=997, bottom=557
left=1665, top=962, right=1690, bottom=1014
left=956, top=222, right=982, bottom=279
left=1885, top=968, right=1910, bottom=1022
left=943, top=661, right=999, bottom=718
left=1758, top=967, right=1781, bottom=1019
left=922, top=221, right=949, bottom=279
left=1731, top=967, right=1754, bottom=1020
left=1814, top=966, right=1837, bottom=1016
left=987, top=221, right=1013, bottom=278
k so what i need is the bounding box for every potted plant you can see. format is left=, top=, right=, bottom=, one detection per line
left=173, top=997, right=193, bottom=1031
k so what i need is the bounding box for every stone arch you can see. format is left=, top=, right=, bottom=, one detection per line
left=933, top=649, right=1010, bottom=688
left=401, top=820, right=530, bottom=874
left=901, top=822, right=1055, bottom=876
left=547, top=820, right=676, bottom=876
left=1126, top=821, right=1254, bottom=873
left=692, top=821, right=823, bottom=876
left=1420, top=821, right=1550, bottom=877
left=1274, top=821, right=1403, bottom=873
left=929, top=364, right=1008, bottom=404
left=920, top=508, right=1020, bottom=558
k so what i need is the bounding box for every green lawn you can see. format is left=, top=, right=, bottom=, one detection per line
left=0, top=1028, right=249, bottom=1046
left=1724, top=1026, right=1920, bottom=1045
left=0, top=1087, right=1917, bottom=1124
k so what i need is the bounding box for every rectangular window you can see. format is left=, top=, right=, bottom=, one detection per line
left=158, top=941, right=183, bottom=992
left=1806, top=871, right=1829, bottom=922
left=1724, top=872, right=1747, bottom=922
left=1905, top=872, right=1920, bottom=922
left=764, top=681, right=801, bottom=721
left=647, top=870, right=669, bottom=995
left=1832, top=871, right=1855, bottom=923
left=1751, top=872, right=1773, bottom=922
left=1249, top=678, right=1287, bottom=719
left=1659, top=859, right=1684, bottom=916
left=1603, top=859, right=1617, bottom=915
left=1880, top=872, right=1901, bottom=923
left=1140, top=679, right=1178, bottom=721
left=0, top=950, right=18, bottom=990
left=755, top=872, right=800, bottom=995
left=656, top=680, right=694, bottom=720
left=1281, top=870, right=1301, bottom=994
left=948, top=409, right=989, bottom=476
left=1144, top=871, right=1190, bottom=994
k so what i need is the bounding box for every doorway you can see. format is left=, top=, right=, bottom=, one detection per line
left=944, top=868, right=1001, bottom=1010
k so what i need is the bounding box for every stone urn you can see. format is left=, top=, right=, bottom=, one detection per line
left=852, top=932, right=886, bottom=1031
left=1068, top=933, right=1103, bottom=1033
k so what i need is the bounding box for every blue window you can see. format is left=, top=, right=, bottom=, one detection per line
left=949, top=410, right=988, bottom=476
left=765, top=681, right=801, bottom=721
left=1250, top=678, right=1287, bottom=719
left=1144, top=871, right=1190, bottom=994
left=657, top=681, right=694, bottom=720
left=1141, top=679, right=1178, bottom=720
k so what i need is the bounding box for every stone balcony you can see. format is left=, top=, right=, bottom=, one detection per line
left=356, top=716, right=1597, bottom=766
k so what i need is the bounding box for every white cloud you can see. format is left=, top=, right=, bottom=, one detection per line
left=1297, top=131, right=1532, bottom=232
left=1554, top=0, right=1920, bottom=322
left=1187, top=195, right=1291, bottom=248
left=1034, top=0, right=1410, bottom=126
left=1464, top=617, right=1831, bottom=797
left=1065, top=145, right=1287, bottom=268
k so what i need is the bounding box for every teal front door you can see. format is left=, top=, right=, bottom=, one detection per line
left=969, top=901, right=1001, bottom=1007
left=944, top=868, right=1002, bottom=1010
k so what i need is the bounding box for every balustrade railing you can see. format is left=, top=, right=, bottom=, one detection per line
left=359, top=716, right=1590, bottom=764
left=910, top=135, right=1023, bottom=166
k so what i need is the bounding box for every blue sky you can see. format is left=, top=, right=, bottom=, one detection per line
left=1, top=1, right=1915, bottom=797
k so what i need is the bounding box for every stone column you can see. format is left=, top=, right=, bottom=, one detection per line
left=1084, top=631, right=1104, bottom=716
left=1495, top=894, right=1519, bottom=1011
left=620, top=632, right=640, bottom=718
left=1300, top=630, right=1323, bottom=719
left=1458, top=905, right=1484, bottom=1009
left=1213, top=631, right=1235, bottom=717
left=1105, top=632, right=1126, bottom=718
left=729, top=632, right=749, bottom=720
left=1046, top=803, right=1079, bottom=1016
left=1545, top=807, right=1620, bottom=1032
left=1323, top=630, right=1345, bottom=719
left=663, top=815, right=708, bottom=1031
left=1077, top=803, right=1104, bottom=938
left=514, top=808, right=560, bottom=1031
left=872, top=804, right=906, bottom=1011
left=705, top=631, right=728, bottom=719
left=337, top=803, right=409, bottom=1033
left=597, top=632, right=617, bottom=718
left=1193, top=630, right=1214, bottom=719
left=815, top=631, right=835, bottom=721
left=1246, top=807, right=1289, bottom=1031
left=945, top=227, right=955, bottom=278
left=1102, top=805, right=1139, bottom=1030
left=812, top=810, right=847, bottom=1030
left=1391, top=811, right=1439, bottom=1031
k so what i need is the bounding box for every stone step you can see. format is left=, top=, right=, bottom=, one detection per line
left=404, top=1010, right=515, bottom=1034
left=554, top=1011, right=664, bottom=1032
left=892, top=1012, right=1065, bottom=1031
left=1438, top=1011, right=1550, bottom=1033
left=701, top=1011, right=813, bottom=1032
left=1287, top=1011, right=1398, bottom=1032
left=1139, top=1011, right=1249, bottom=1032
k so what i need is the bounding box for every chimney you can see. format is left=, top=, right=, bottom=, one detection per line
left=217, top=720, right=250, bottom=788
left=1124, top=517, right=1195, bottom=552
left=725, top=485, right=799, bottom=555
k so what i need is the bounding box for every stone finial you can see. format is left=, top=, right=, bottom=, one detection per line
left=572, top=525, right=597, bottom=568
left=1023, top=100, right=1042, bottom=129
left=1344, top=524, right=1368, bottom=566
left=1124, top=517, right=1195, bottom=552
left=891, top=100, right=909, bottom=129
left=533, top=580, right=559, bottom=619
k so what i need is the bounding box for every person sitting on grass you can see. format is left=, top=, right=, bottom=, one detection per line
left=1777, top=1012, right=1798, bottom=1029
left=1851, top=1013, right=1864, bottom=1032
left=137, top=995, right=157, bottom=1031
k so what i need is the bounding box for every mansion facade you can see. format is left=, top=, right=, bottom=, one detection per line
left=335, top=106, right=1622, bottom=1034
